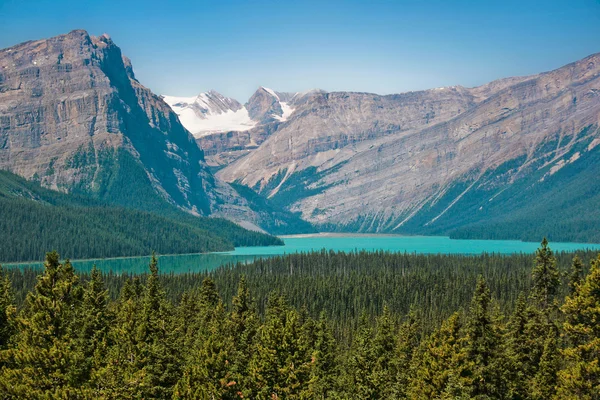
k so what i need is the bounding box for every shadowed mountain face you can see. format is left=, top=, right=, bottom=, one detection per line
left=216, top=54, right=600, bottom=237
left=0, top=30, right=311, bottom=234
left=0, top=30, right=213, bottom=214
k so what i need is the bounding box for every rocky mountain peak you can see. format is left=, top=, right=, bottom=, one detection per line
left=0, top=30, right=271, bottom=229
left=246, top=86, right=297, bottom=124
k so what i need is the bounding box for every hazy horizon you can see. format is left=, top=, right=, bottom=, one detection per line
left=2, top=0, right=599, bottom=101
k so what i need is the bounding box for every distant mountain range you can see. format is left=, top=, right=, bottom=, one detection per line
left=170, top=53, right=600, bottom=242
left=1, top=30, right=599, bottom=243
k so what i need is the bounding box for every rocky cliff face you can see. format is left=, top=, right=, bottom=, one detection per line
left=0, top=30, right=218, bottom=213
left=218, top=54, right=600, bottom=233
left=0, top=30, right=300, bottom=232
left=194, top=88, right=325, bottom=167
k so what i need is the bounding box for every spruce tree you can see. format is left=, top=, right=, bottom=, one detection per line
left=530, top=332, right=560, bottom=400
left=408, top=312, right=464, bottom=399
left=248, top=293, right=312, bottom=399
left=345, top=312, right=378, bottom=399
left=371, top=305, right=398, bottom=399
left=568, top=255, right=584, bottom=295
left=72, top=265, right=112, bottom=390
left=503, top=293, right=547, bottom=399
left=306, top=311, right=338, bottom=399
left=532, top=238, right=560, bottom=310
left=229, top=276, right=259, bottom=395
left=460, top=276, right=503, bottom=398
left=173, top=302, right=237, bottom=399
left=0, top=265, right=15, bottom=350
left=96, top=276, right=144, bottom=398
left=555, top=254, right=600, bottom=398
left=137, top=253, right=181, bottom=398
left=392, top=306, right=421, bottom=398
left=0, top=252, right=85, bottom=397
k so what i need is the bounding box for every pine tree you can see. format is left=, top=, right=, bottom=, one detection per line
left=530, top=332, right=560, bottom=400
left=392, top=306, right=421, bottom=398
left=248, top=293, right=312, bottom=399
left=229, top=276, right=259, bottom=396
left=568, top=255, right=584, bottom=295
left=96, top=276, right=144, bottom=398
left=0, top=252, right=86, bottom=397
left=72, top=265, right=112, bottom=390
left=555, top=254, right=600, bottom=399
left=371, top=305, right=398, bottom=399
left=306, top=311, right=338, bottom=399
left=503, top=293, right=547, bottom=399
left=173, top=302, right=238, bottom=399
left=0, top=265, right=15, bottom=350
left=173, top=290, right=201, bottom=350
left=408, top=312, right=464, bottom=399
left=137, top=253, right=181, bottom=398
left=345, top=312, right=378, bottom=399
left=532, top=238, right=560, bottom=310
left=460, top=276, right=503, bottom=399
left=97, top=254, right=181, bottom=398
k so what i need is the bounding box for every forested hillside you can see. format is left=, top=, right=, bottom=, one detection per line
left=0, top=171, right=281, bottom=262
left=1, top=241, right=600, bottom=398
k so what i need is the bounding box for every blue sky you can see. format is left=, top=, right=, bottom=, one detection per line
left=1, top=0, right=599, bottom=101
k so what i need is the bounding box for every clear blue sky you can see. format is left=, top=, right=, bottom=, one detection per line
left=1, top=0, right=599, bottom=101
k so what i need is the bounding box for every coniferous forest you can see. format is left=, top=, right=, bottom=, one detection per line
left=1, top=239, right=599, bottom=398
left=0, top=170, right=282, bottom=263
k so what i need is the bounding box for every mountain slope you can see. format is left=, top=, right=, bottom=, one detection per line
left=0, top=170, right=282, bottom=263
left=218, top=53, right=600, bottom=241
left=0, top=30, right=309, bottom=233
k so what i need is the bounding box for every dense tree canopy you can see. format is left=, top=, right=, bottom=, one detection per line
left=0, top=241, right=599, bottom=398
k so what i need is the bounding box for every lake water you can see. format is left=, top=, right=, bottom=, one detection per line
left=7, top=234, right=600, bottom=274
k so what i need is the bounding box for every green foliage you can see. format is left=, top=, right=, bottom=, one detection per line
left=556, top=254, right=600, bottom=398
left=568, top=255, right=584, bottom=295
left=0, top=170, right=281, bottom=262
left=531, top=238, right=560, bottom=310
left=0, top=266, right=15, bottom=351
left=1, top=242, right=600, bottom=398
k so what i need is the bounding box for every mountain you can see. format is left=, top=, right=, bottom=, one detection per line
left=162, top=87, right=308, bottom=139
left=216, top=54, right=600, bottom=242
left=0, top=30, right=310, bottom=234
left=0, top=170, right=281, bottom=263
left=162, top=90, right=256, bottom=136
left=189, top=88, right=325, bottom=168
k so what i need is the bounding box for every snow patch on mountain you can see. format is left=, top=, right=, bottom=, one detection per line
left=262, top=87, right=280, bottom=99
left=274, top=102, right=294, bottom=122
left=174, top=107, right=256, bottom=136
left=260, top=87, right=296, bottom=121
left=163, top=91, right=256, bottom=137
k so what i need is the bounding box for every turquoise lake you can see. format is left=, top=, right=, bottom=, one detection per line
left=7, top=234, right=600, bottom=274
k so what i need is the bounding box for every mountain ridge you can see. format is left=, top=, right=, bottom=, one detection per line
left=215, top=51, right=600, bottom=240
left=0, top=29, right=311, bottom=234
